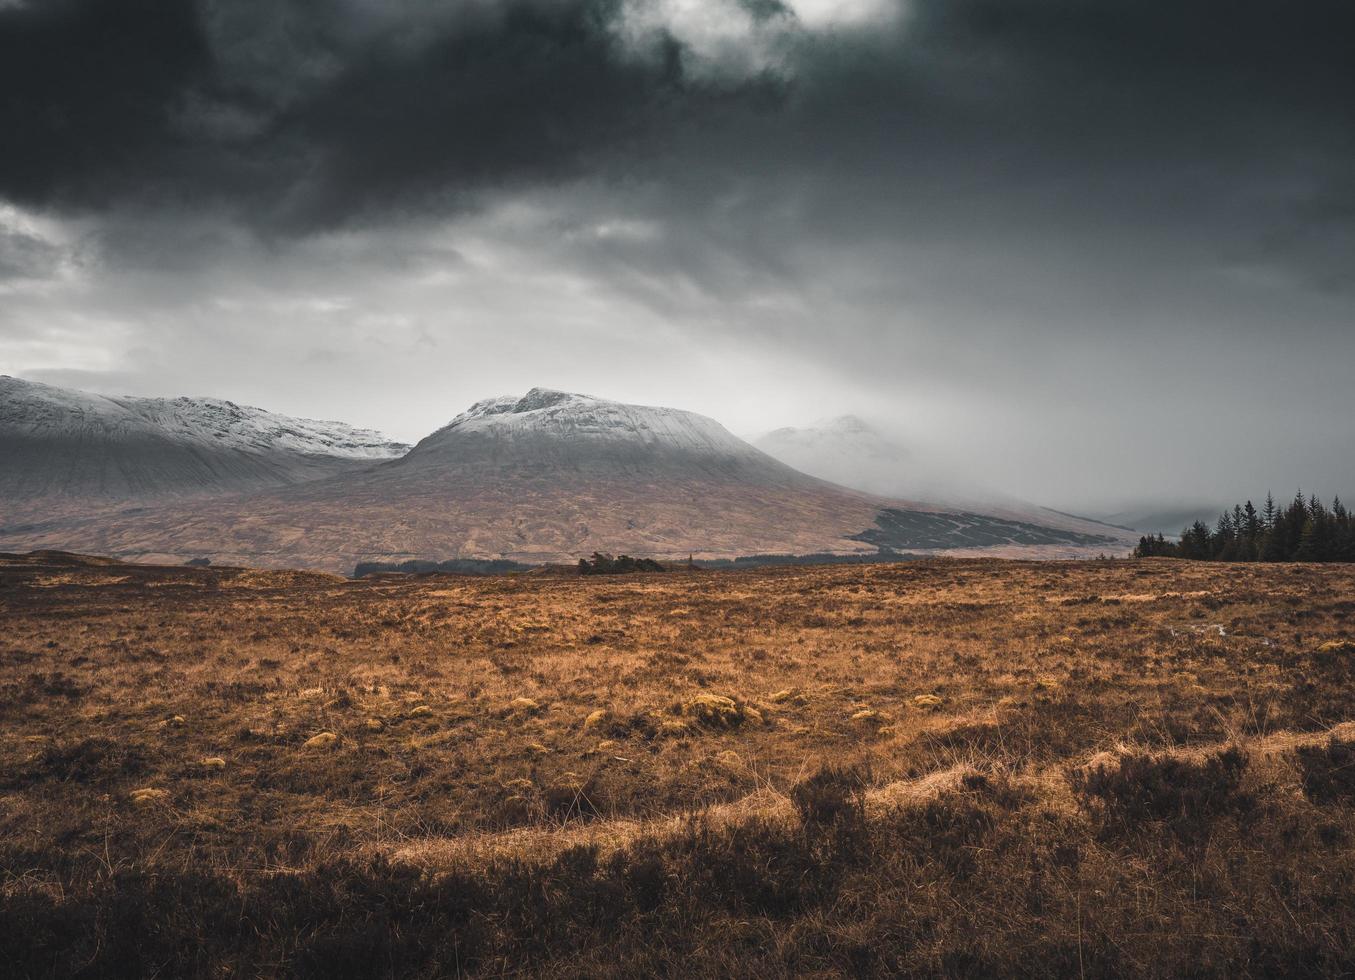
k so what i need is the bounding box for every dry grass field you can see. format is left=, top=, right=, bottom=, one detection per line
left=3, top=551, right=1355, bottom=977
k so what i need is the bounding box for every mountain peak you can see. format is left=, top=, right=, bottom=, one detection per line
left=435, top=388, right=716, bottom=439
left=410, top=388, right=811, bottom=485
left=449, top=387, right=590, bottom=427
left=823, top=414, right=872, bottom=434
left=515, top=387, right=585, bottom=412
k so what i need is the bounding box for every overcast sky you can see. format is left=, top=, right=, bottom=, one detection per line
left=2, top=0, right=1352, bottom=513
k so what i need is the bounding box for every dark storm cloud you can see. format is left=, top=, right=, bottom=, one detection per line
left=0, top=0, right=786, bottom=230
left=266, top=3, right=696, bottom=228
left=702, top=0, right=1355, bottom=253
left=3, top=0, right=1351, bottom=237
left=0, top=0, right=212, bottom=207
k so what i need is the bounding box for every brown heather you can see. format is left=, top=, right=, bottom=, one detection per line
left=3, top=551, right=1355, bottom=977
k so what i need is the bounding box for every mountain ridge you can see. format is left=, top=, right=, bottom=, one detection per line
left=0, top=375, right=408, bottom=510
left=0, top=382, right=1130, bottom=570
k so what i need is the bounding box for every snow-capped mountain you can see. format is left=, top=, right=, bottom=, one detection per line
left=119, top=395, right=405, bottom=460
left=0, top=375, right=408, bottom=509
left=429, top=388, right=758, bottom=457
left=754, top=415, right=914, bottom=498
left=0, top=386, right=1131, bottom=570
left=402, top=388, right=804, bottom=482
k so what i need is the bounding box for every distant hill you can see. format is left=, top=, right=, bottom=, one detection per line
left=1096, top=505, right=1229, bottom=536
left=754, top=414, right=1130, bottom=543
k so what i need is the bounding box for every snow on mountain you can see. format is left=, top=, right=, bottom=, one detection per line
left=426, top=388, right=765, bottom=455
left=404, top=387, right=801, bottom=482
left=0, top=375, right=408, bottom=507
left=1, top=373, right=164, bottom=441
left=116, top=395, right=407, bottom=460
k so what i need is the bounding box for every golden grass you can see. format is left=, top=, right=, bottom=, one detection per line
left=4, top=552, right=1355, bottom=976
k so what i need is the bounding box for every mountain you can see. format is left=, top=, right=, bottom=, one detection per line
left=405, top=387, right=806, bottom=481
left=0, top=387, right=1131, bottom=571
left=754, top=414, right=1130, bottom=540
left=754, top=415, right=915, bottom=498
left=0, top=375, right=408, bottom=515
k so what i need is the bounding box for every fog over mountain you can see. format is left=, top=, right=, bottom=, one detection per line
left=754, top=417, right=913, bottom=498
left=750, top=415, right=1017, bottom=508
left=2, top=0, right=1352, bottom=513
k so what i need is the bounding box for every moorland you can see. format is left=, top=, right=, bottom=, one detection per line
left=3, top=551, right=1355, bottom=977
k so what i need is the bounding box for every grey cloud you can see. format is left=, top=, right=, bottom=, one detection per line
left=0, top=228, right=62, bottom=282
left=1, top=0, right=1352, bottom=514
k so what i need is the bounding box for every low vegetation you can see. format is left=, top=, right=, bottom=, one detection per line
left=1069, top=746, right=1252, bottom=839
left=353, top=557, right=534, bottom=577
left=576, top=552, right=667, bottom=575
left=3, top=551, right=1355, bottom=976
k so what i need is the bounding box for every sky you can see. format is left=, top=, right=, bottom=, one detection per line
left=1, top=0, right=1353, bottom=514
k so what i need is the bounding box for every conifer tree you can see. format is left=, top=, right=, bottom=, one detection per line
left=1296, top=518, right=1320, bottom=561
left=1241, top=501, right=1260, bottom=559
left=1148, top=490, right=1350, bottom=564
left=1284, top=492, right=1309, bottom=556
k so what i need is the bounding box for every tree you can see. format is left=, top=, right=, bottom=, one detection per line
left=1179, top=521, right=1213, bottom=560
left=1239, top=500, right=1260, bottom=560
left=1283, top=492, right=1309, bottom=557
left=1296, top=518, right=1321, bottom=561
left=1261, top=512, right=1289, bottom=562
left=1142, top=490, right=1351, bottom=564
left=1134, top=533, right=1177, bottom=558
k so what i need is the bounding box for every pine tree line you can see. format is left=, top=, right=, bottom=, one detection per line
left=1134, top=491, right=1355, bottom=562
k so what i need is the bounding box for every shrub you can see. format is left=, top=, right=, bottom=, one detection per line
left=790, top=764, right=867, bottom=832
left=577, top=553, right=666, bottom=575
left=8, top=737, right=149, bottom=789
left=302, top=732, right=338, bottom=750
left=682, top=694, right=745, bottom=728
left=1295, top=737, right=1355, bottom=805
left=1069, top=746, right=1251, bottom=837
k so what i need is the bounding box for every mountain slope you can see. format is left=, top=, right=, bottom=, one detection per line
left=0, top=375, right=408, bottom=513
left=755, top=415, right=1127, bottom=544
left=0, top=388, right=1130, bottom=571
